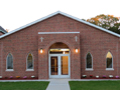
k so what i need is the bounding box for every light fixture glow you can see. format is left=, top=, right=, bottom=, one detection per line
left=40, top=48, right=43, bottom=53
left=75, top=49, right=78, bottom=53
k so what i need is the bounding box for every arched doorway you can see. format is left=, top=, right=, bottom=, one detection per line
left=49, top=42, right=70, bottom=78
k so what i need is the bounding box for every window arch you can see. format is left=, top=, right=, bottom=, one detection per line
left=7, top=53, right=13, bottom=69
left=27, top=53, right=33, bottom=70
left=106, top=52, right=113, bottom=68
left=86, top=52, right=93, bottom=69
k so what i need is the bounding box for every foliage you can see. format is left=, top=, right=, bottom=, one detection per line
left=23, top=76, right=27, bottom=79
left=16, top=76, right=20, bottom=78
left=108, top=23, right=120, bottom=34
left=0, top=81, right=49, bottom=90
left=86, top=14, right=120, bottom=34
left=9, top=76, right=13, bottom=79
left=69, top=81, right=120, bottom=90
left=31, top=75, right=35, bottom=78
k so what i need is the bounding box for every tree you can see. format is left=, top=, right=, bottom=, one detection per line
left=6, top=29, right=9, bottom=32
left=108, top=23, right=120, bottom=34
left=87, top=14, right=119, bottom=30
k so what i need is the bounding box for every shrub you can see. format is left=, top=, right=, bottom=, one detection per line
left=31, top=76, right=35, bottom=78
left=23, top=76, right=27, bottom=79
left=82, top=75, right=87, bottom=78
left=16, top=76, right=20, bottom=79
left=5, top=77, right=8, bottom=79
left=90, top=75, right=93, bottom=78
left=96, top=76, right=99, bottom=78
left=0, top=76, right=2, bottom=79
left=115, top=76, right=119, bottom=78
left=102, top=75, right=106, bottom=78
left=109, top=75, right=113, bottom=78
left=10, top=76, right=13, bottom=79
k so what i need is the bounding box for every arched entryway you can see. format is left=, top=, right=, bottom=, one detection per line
left=49, top=42, right=70, bottom=78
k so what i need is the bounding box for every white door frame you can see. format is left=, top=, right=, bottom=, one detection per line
left=49, top=54, right=70, bottom=78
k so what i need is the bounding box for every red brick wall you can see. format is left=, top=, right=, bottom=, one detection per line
left=80, top=27, right=119, bottom=77
left=0, top=27, right=38, bottom=78
left=0, top=14, right=119, bottom=79
left=38, top=33, right=80, bottom=79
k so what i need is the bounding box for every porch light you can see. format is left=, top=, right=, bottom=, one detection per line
left=40, top=48, right=43, bottom=53
left=75, top=48, right=78, bottom=53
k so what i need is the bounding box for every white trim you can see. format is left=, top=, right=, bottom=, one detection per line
left=85, top=68, right=94, bottom=71
left=26, top=69, right=34, bottom=71
left=49, top=54, right=70, bottom=78
left=0, top=11, right=120, bottom=39
left=6, top=69, right=14, bottom=71
left=106, top=68, right=114, bottom=70
left=38, top=32, right=80, bottom=34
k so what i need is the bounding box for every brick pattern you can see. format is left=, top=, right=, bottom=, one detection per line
left=0, top=14, right=119, bottom=79
left=38, top=33, right=80, bottom=79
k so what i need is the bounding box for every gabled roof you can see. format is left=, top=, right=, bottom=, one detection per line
left=0, top=11, right=120, bottom=39
left=0, top=26, right=7, bottom=34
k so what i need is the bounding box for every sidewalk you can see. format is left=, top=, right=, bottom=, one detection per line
left=46, top=79, right=70, bottom=90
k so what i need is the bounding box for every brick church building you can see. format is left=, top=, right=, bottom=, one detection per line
left=0, top=11, right=120, bottom=79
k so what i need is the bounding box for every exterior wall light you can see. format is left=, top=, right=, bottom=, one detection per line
left=75, top=48, right=78, bottom=53
left=40, top=48, right=43, bottom=53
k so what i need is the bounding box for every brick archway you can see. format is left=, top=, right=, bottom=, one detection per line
left=38, top=32, right=81, bottom=79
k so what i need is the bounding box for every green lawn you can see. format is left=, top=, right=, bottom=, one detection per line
left=0, top=81, right=49, bottom=90
left=69, top=81, right=120, bottom=90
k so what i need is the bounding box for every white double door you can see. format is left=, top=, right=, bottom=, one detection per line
left=49, top=54, right=70, bottom=78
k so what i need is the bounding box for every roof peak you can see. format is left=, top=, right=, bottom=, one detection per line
left=0, top=11, right=120, bottom=38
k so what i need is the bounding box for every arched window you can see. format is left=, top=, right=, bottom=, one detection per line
left=7, top=53, right=13, bottom=69
left=106, top=52, right=113, bottom=68
left=27, top=53, right=33, bottom=70
left=86, top=52, right=92, bottom=69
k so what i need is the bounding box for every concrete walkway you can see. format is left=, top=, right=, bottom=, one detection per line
left=46, top=79, right=70, bottom=90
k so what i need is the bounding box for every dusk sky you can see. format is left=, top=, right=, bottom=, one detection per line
left=0, top=0, right=120, bottom=31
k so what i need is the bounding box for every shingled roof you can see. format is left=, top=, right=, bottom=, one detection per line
left=0, top=26, right=7, bottom=34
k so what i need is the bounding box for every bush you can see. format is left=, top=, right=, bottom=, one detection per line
left=16, top=76, right=20, bottom=79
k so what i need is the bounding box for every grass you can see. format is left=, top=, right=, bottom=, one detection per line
left=69, top=81, right=120, bottom=90
left=0, top=81, right=49, bottom=90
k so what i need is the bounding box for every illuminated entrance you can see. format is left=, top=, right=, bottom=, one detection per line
left=49, top=43, right=70, bottom=78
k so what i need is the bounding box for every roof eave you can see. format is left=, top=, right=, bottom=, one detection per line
left=58, top=11, right=120, bottom=37
left=0, top=11, right=120, bottom=39
left=0, top=30, right=7, bottom=34
left=0, top=11, right=62, bottom=39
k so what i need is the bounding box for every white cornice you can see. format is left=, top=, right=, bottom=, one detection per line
left=38, top=32, right=80, bottom=34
